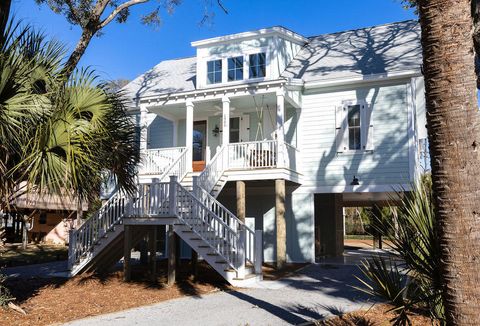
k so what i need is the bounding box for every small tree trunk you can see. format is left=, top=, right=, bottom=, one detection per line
left=0, top=0, right=11, bottom=37
left=418, top=0, right=480, bottom=324
left=62, top=26, right=97, bottom=80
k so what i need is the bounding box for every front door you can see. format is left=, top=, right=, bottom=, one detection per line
left=192, top=120, right=207, bottom=172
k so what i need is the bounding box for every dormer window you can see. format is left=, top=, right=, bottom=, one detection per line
left=249, top=53, right=266, bottom=79
left=207, top=59, right=222, bottom=84
left=228, top=56, right=244, bottom=81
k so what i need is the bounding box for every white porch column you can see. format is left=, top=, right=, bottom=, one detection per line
left=139, top=104, right=149, bottom=150
left=276, top=88, right=286, bottom=167
left=222, top=96, right=230, bottom=146
left=186, top=100, right=194, bottom=172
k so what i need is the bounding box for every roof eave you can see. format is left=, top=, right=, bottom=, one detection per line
left=191, top=26, right=308, bottom=48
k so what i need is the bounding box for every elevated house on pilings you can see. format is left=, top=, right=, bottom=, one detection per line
left=66, top=20, right=427, bottom=286
left=2, top=186, right=88, bottom=245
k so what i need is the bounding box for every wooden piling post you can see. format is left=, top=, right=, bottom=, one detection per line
left=149, top=226, right=158, bottom=282
left=236, top=181, right=246, bottom=223
left=167, top=225, right=176, bottom=286
left=191, top=250, right=198, bottom=281
left=275, top=179, right=286, bottom=269
left=123, top=225, right=132, bottom=282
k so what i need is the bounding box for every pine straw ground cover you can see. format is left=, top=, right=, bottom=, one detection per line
left=314, top=304, right=437, bottom=325
left=1, top=260, right=435, bottom=326
left=0, top=260, right=231, bottom=326
left=0, top=261, right=306, bottom=326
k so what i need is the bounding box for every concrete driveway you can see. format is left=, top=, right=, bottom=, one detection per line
left=64, top=249, right=380, bottom=326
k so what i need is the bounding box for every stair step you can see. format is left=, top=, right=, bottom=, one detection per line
left=232, top=274, right=257, bottom=281
left=206, top=253, right=219, bottom=256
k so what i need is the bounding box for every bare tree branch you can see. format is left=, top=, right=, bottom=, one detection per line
left=217, top=0, right=228, bottom=14
left=99, top=0, right=149, bottom=28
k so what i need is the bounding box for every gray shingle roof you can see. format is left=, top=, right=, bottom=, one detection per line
left=123, top=20, right=421, bottom=105
left=282, top=20, right=422, bottom=81
left=122, top=56, right=197, bottom=106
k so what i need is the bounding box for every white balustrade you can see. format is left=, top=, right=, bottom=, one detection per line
left=140, top=147, right=186, bottom=175
left=159, top=147, right=190, bottom=182
left=227, top=140, right=278, bottom=169
left=68, top=190, right=128, bottom=269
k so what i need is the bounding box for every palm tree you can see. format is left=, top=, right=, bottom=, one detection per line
left=417, top=0, right=480, bottom=324
left=0, top=20, right=139, bottom=212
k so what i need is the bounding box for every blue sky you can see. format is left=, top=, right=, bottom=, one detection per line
left=11, top=0, right=416, bottom=81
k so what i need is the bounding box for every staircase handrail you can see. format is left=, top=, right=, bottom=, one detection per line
left=195, top=187, right=240, bottom=231
left=140, top=147, right=185, bottom=175
left=175, top=182, right=239, bottom=269
left=195, top=186, right=256, bottom=265
left=198, top=145, right=227, bottom=194
left=68, top=189, right=129, bottom=269
left=159, top=147, right=189, bottom=182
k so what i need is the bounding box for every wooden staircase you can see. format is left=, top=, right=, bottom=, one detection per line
left=68, top=149, right=262, bottom=286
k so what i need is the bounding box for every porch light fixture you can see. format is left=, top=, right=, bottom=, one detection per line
left=212, top=125, right=221, bottom=137
left=350, top=176, right=360, bottom=186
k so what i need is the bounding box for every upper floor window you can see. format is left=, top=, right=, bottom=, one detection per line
left=249, top=53, right=266, bottom=79
left=347, top=104, right=361, bottom=150
left=207, top=59, right=222, bottom=84
left=228, top=56, right=243, bottom=81
left=335, top=101, right=374, bottom=153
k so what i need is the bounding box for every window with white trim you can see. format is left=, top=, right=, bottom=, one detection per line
left=207, top=59, right=222, bottom=84
left=249, top=52, right=266, bottom=79
left=335, top=100, right=374, bottom=153
left=228, top=56, right=243, bottom=81
left=347, top=104, right=361, bottom=150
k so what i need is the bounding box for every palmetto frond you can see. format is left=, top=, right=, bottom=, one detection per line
left=1, top=19, right=139, bottom=206
left=356, top=176, right=445, bottom=324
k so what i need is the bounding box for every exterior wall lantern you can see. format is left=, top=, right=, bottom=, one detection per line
left=212, top=125, right=221, bottom=137
left=350, top=175, right=360, bottom=186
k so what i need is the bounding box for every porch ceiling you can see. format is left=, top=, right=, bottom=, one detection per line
left=147, top=92, right=293, bottom=121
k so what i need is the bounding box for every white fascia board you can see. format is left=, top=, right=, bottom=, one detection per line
left=304, top=70, right=423, bottom=89
left=191, top=26, right=308, bottom=48
left=138, top=78, right=289, bottom=104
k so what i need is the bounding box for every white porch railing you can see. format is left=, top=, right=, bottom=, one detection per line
left=198, top=140, right=298, bottom=194
left=140, top=147, right=186, bottom=176
left=228, top=140, right=278, bottom=169
left=158, top=147, right=190, bottom=182
left=131, top=182, right=170, bottom=217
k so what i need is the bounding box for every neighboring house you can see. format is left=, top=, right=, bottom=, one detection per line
left=67, top=20, right=427, bottom=285
left=2, top=185, right=88, bottom=245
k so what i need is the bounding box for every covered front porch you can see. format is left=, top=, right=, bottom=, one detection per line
left=137, top=80, right=302, bottom=183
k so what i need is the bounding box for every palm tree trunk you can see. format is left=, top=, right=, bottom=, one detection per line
left=418, top=0, right=480, bottom=324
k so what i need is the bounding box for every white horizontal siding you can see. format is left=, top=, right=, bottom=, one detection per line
left=147, top=115, right=174, bottom=149
left=299, top=82, right=411, bottom=188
